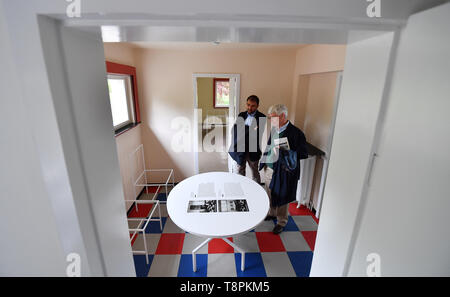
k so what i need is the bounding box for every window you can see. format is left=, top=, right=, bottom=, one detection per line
left=107, top=74, right=134, bottom=129
left=213, top=78, right=230, bottom=108
left=105, top=61, right=141, bottom=135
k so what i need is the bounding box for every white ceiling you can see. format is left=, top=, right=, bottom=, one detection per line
left=126, top=41, right=308, bottom=50
left=75, top=0, right=448, bottom=45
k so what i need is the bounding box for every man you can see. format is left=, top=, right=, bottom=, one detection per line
left=259, top=104, right=308, bottom=234
left=229, top=95, right=266, bottom=183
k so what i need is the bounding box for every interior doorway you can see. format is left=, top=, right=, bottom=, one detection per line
left=293, top=71, right=343, bottom=219
left=193, top=74, right=240, bottom=174
left=6, top=2, right=402, bottom=276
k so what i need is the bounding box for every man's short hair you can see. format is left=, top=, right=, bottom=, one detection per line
left=268, top=104, right=288, bottom=118
left=246, top=95, right=259, bottom=105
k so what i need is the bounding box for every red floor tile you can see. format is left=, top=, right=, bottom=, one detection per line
left=145, top=186, right=160, bottom=193
left=288, top=203, right=315, bottom=216
left=311, top=215, right=319, bottom=224
left=208, top=238, right=234, bottom=254
left=301, top=231, right=317, bottom=251
left=255, top=232, right=286, bottom=252
left=130, top=233, right=138, bottom=246
left=155, top=233, right=185, bottom=255
left=128, top=204, right=153, bottom=218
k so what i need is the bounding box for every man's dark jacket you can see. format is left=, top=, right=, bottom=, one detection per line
left=259, top=122, right=308, bottom=207
left=228, top=111, right=266, bottom=166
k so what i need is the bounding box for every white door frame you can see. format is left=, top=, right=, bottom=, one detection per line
left=3, top=0, right=424, bottom=276
left=316, top=71, right=343, bottom=219
left=192, top=73, right=240, bottom=174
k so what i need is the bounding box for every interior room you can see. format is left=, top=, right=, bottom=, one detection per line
left=104, top=41, right=345, bottom=276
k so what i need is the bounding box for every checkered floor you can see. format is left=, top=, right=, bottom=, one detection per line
left=128, top=190, right=318, bottom=277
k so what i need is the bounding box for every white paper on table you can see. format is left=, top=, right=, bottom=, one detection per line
left=197, top=182, right=215, bottom=198
left=223, top=182, right=245, bottom=197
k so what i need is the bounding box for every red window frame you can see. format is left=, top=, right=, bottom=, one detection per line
left=213, top=78, right=230, bottom=109
left=105, top=61, right=141, bottom=135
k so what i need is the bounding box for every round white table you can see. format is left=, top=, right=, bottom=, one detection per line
left=167, top=172, right=269, bottom=272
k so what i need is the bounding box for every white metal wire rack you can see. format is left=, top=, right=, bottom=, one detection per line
left=129, top=144, right=175, bottom=211
left=127, top=196, right=162, bottom=264
left=127, top=144, right=174, bottom=263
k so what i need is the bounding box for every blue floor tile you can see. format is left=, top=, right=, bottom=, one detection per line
left=287, top=251, right=313, bottom=277
left=157, top=193, right=167, bottom=201
left=145, top=216, right=167, bottom=233
left=133, top=255, right=153, bottom=277
left=178, top=254, right=208, bottom=277
left=235, top=253, right=267, bottom=277
left=283, top=216, right=300, bottom=232
left=273, top=216, right=299, bottom=232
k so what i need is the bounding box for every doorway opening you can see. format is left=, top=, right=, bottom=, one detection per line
left=100, top=42, right=347, bottom=277
left=193, top=74, right=240, bottom=174
left=19, top=8, right=397, bottom=277
left=293, top=71, right=343, bottom=219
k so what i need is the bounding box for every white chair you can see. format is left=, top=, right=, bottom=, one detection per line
left=127, top=197, right=162, bottom=264
left=129, top=144, right=175, bottom=210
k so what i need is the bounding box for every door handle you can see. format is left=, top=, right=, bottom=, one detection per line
left=367, top=153, right=378, bottom=186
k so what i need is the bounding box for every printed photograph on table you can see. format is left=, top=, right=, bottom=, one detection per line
left=218, top=199, right=249, bottom=212
left=187, top=200, right=218, bottom=213
left=187, top=199, right=249, bottom=213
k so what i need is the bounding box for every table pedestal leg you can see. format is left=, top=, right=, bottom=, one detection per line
left=192, top=238, right=211, bottom=272
left=223, top=238, right=245, bottom=271
left=191, top=237, right=246, bottom=272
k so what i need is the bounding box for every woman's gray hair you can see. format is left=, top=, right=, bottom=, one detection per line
left=268, top=104, right=288, bottom=118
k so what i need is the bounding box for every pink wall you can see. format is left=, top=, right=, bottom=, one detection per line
left=103, top=43, right=346, bottom=184
left=290, top=44, right=346, bottom=124
left=290, top=44, right=346, bottom=211
left=104, top=43, right=143, bottom=210
left=134, top=46, right=298, bottom=180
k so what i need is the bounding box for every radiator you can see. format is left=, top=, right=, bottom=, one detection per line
left=296, top=155, right=316, bottom=209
